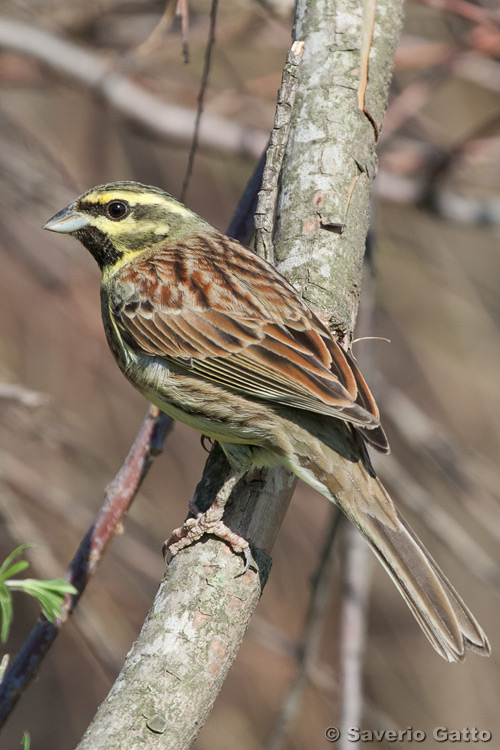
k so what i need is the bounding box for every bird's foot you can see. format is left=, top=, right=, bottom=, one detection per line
left=163, top=472, right=252, bottom=574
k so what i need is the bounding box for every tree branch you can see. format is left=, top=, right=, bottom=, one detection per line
left=0, top=407, right=173, bottom=728
left=254, top=40, right=305, bottom=262
left=76, top=449, right=297, bottom=750
left=275, top=0, right=403, bottom=335
left=264, top=507, right=342, bottom=750
left=338, top=522, right=373, bottom=750
left=0, top=17, right=267, bottom=160
left=74, top=0, right=404, bottom=744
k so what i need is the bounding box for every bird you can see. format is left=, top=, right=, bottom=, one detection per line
left=44, top=180, right=490, bottom=662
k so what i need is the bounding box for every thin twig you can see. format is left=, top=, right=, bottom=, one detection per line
left=180, top=0, right=219, bottom=202
left=177, top=0, right=191, bottom=63
left=133, top=2, right=177, bottom=58
left=338, top=523, right=373, bottom=750
left=254, top=40, right=305, bottom=263
left=0, top=407, right=173, bottom=727
left=0, top=443, right=167, bottom=673
left=0, top=17, right=267, bottom=160
left=265, top=507, right=342, bottom=750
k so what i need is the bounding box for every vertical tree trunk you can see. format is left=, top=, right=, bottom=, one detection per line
left=276, top=0, right=403, bottom=335
left=76, top=1, right=404, bottom=747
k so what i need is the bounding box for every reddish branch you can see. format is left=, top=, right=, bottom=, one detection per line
left=0, top=406, right=173, bottom=727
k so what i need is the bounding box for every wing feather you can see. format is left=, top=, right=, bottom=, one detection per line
left=111, top=232, right=388, bottom=448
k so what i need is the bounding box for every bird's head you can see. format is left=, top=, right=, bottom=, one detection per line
left=43, top=181, right=207, bottom=272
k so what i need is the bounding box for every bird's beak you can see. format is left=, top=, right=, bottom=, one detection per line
left=43, top=203, right=90, bottom=234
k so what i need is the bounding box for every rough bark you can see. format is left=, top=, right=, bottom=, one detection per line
left=276, top=0, right=403, bottom=336
left=76, top=450, right=296, bottom=750
left=76, top=0, right=404, bottom=747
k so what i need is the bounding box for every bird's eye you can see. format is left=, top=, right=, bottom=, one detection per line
left=106, top=201, right=129, bottom=220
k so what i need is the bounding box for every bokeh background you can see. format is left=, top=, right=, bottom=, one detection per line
left=0, top=1, right=499, bottom=748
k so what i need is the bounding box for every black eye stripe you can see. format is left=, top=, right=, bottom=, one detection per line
left=78, top=199, right=130, bottom=219
left=131, top=205, right=169, bottom=222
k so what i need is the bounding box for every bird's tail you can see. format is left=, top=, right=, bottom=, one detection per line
left=288, top=434, right=490, bottom=662
left=338, top=477, right=489, bottom=661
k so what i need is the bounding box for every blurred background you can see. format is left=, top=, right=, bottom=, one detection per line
left=0, top=0, right=499, bottom=748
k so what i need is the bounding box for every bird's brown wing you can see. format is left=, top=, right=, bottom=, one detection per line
left=112, top=232, right=388, bottom=449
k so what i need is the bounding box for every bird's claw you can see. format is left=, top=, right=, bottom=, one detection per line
left=163, top=502, right=252, bottom=576
left=234, top=546, right=253, bottom=577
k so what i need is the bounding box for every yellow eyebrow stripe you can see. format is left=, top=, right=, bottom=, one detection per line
left=83, top=190, right=191, bottom=216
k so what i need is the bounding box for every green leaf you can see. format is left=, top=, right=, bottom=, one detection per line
left=6, top=579, right=77, bottom=623
left=0, top=587, right=13, bottom=643
left=0, top=560, right=30, bottom=583
left=21, top=731, right=30, bottom=750
left=0, top=547, right=78, bottom=643
left=0, top=545, right=33, bottom=582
